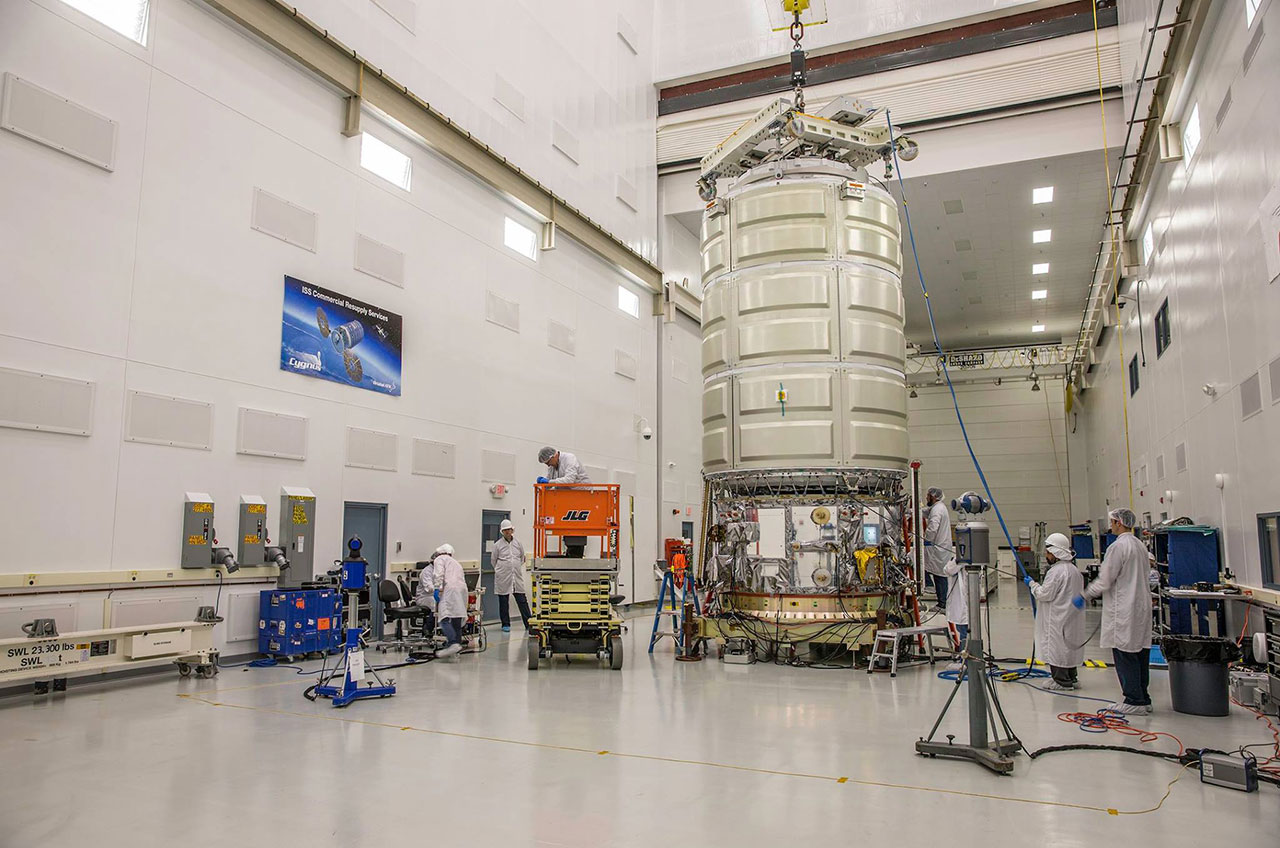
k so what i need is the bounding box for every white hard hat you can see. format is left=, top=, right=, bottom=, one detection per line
left=435, top=543, right=454, bottom=556
left=1044, top=532, right=1074, bottom=561
left=499, top=519, right=514, bottom=532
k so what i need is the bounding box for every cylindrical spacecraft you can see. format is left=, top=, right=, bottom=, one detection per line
left=700, top=159, right=909, bottom=477
left=332, top=320, right=365, bottom=352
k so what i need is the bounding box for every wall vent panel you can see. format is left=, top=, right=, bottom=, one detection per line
left=412, top=438, right=455, bottom=478
left=224, top=591, right=262, bottom=642
left=552, top=121, right=580, bottom=164
left=485, top=291, right=520, bottom=333
left=481, top=449, right=516, bottom=483
left=251, top=188, right=317, bottom=252
left=614, top=349, right=638, bottom=380
left=548, top=320, right=576, bottom=355
left=1215, top=86, right=1233, bottom=129
left=1174, top=442, right=1187, bottom=473
left=1269, top=355, right=1280, bottom=404
left=1244, top=21, right=1265, bottom=74
left=1156, top=453, right=1166, bottom=481
left=354, top=233, right=405, bottom=286
left=613, top=469, right=637, bottom=493
left=584, top=464, right=607, bottom=483
left=663, top=480, right=680, bottom=502
left=236, top=407, right=307, bottom=461
left=1241, top=372, right=1263, bottom=420
left=615, top=175, right=638, bottom=212
left=370, top=0, right=416, bottom=33
left=617, top=14, right=639, bottom=54
left=685, top=483, right=702, bottom=504
left=494, top=74, right=525, bottom=121
left=345, top=426, right=397, bottom=471
left=125, top=391, right=212, bottom=450
left=110, top=596, right=199, bottom=628
left=0, top=603, right=77, bottom=638
left=0, top=366, right=94, bottom=436
left=1, top=73, right=117, bottom=171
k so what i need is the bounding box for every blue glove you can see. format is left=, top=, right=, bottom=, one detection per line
left=433, top=589, right=441, bottom=603
left=536, top=476, right=548, bottom=484
left=1071, top=594, right=1085, bottom=609
left=1022, top=576, right=1032, bottom=587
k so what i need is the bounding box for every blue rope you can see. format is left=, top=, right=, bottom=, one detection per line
left=885, top=110, right=1035, bottom=619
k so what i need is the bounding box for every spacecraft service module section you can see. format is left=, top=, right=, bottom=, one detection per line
left=280, top=275, right=403, bottom=396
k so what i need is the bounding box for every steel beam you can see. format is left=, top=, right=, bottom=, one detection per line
left=200, top=0, right=662, bottom=293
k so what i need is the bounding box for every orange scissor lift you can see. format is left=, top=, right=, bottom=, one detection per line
left=528, top=483, right=625, bottom=670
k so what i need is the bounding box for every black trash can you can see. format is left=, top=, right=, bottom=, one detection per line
left=1159, top=635, right=1241, bottom=716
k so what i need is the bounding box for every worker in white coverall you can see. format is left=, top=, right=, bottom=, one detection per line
left=922, top=487, right=952, bottom=610
left=537, top=446, right=591, bottom=484
left=492, top=519, right=531, bottom=632
left=1025, top=532, right=1085, bottom=690
left=1073, top=508, right=1153, bottom=715
left=432, top=544, right=468, bottom=658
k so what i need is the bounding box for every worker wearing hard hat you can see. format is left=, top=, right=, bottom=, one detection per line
left=432, top=544, right=468, bottom=658
left=537, top=446, right=591, bottom=484
left=922, top=487, right=952, bottom=610
left=1025, top=533, right=1085, bottom=690
left=1073, top=508, right=1153, bottom=714
left=492, top=519, right=531, bottom=632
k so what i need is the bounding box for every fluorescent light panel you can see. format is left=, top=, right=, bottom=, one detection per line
left=1032, top=324, right=1046, bottom=333
left=1032, top=186, right=1054, bottom=204
left=503, top=217, right=538, bottom=261
left=1033, top=229, right=1052, bottom=243
left=60, top=0, right=150, bottom=45
left=360, top=133, right=412, bottom=191
left=1031, top=290, right=1047, bottom=300
left=1032, top=263, right=1050, bottom=275
left=617, top=285, right=640, bottom=318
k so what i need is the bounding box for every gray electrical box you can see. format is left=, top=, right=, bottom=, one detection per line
left=280, top=487, right=316, bottom=588
left=181, top=492, right=214, bottom=569
left=238, top=495, right=269, bottom=565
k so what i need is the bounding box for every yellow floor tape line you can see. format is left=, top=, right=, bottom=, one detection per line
left=176, top=691, right=1174, bottom=816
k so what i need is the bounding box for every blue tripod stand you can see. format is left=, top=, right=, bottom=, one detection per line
left=313, top=537, right=396, bottom=708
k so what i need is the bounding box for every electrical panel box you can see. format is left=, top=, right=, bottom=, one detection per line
left=181, top=492, right=214, bottom=569
left=280, top=487, right=316, bottom=588
left=238, top=495, right=268, bottom=565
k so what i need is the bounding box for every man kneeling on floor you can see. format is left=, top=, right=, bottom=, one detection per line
left=1024, top=532, right=1084, bottom=690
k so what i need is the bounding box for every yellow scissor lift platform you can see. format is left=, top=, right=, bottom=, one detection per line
left=528, top=484, right=624, bottom=670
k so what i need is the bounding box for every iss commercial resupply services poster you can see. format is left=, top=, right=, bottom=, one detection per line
left=280, top=275, right=403, bottom=396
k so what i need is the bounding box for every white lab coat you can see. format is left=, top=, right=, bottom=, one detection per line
left=492, top=536, right=526, bottom=595
left=923, top=501, right=952, bottom=576
left=1082, top=531, right=1153, bottom=653
left=412, top=572, right=437, bottom=615
left=547, top=451, right=590, bottom=484
left=942, top=557, right=968, bottom=627
left=432, top=553, right=468, bottom=620
left=1028, top=558, right=1085, bottom=668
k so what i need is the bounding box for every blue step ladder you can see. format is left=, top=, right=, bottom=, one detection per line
left=649, top=568, right=700, bottom=654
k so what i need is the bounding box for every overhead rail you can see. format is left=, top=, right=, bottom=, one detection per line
left=201, top=0, right=663, bottom=297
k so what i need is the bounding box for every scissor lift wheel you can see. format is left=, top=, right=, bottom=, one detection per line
left=609, top=635, right=623, bottom=670
left=527, top=635, right=540, bottom=670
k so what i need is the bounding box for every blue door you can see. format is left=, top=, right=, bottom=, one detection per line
left=343, top=502, right=388, bottom=639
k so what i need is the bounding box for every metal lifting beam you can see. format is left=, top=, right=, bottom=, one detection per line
left=200, top=0, right=663, bottom=294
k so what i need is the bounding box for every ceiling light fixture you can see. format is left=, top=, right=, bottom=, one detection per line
left=1033, top=229, right=1052, bottom=243
left=909, top=387, right=919, bottom=398
left=1032, top=324, right=1046, bottom=333
left=1031, top=289, right=1047, bottom=300
left=1032, top=263, right=1049, bottom=275
left=1032, top=186, right=1054, bottom=204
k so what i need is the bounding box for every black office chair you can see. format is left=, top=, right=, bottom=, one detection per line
left=379, top=579, right=426, bottom=649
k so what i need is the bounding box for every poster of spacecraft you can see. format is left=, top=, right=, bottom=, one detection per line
left=280, top=275, right=403, bottom=396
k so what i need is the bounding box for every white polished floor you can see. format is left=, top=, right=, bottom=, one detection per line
left=1, top=583, right=1273, bottom=847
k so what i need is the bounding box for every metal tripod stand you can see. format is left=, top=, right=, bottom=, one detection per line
left=915, top=565, right=1022, bottom=773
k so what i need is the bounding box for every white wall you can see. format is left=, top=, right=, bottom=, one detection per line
left=0, top=0, right=661, bottom=647
left=1078, top=0, right=1280, bottom=587
left=910, top=378, right=1073, bottom=544
left=655, top=0, right=1045, bottom=83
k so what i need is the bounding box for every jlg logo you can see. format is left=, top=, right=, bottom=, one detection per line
left=561, top=510, right=590, bottom=521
